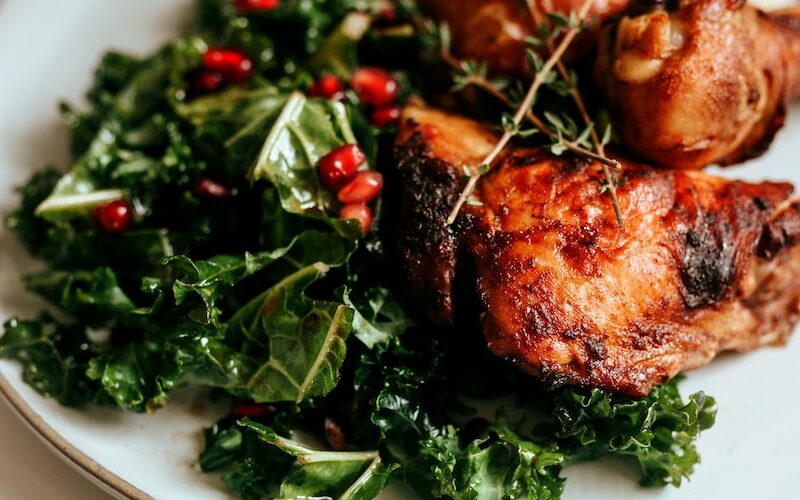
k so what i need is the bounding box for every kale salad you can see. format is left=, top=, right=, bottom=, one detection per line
left=1, top=1, right=716, bottom=498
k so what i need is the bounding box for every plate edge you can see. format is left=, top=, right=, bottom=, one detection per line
left=0, top=371, right=150, bottom=500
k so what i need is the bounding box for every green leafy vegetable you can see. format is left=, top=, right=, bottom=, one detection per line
left=363, top=334, right=564, bottom=500
left=0, top=0, right=721, bottom=499
left=0, top=316, right=101, bottom=406
left=345, top=287, right=413, bottom=348
left=200, top=407, right=298, bottom=498
left=228, top=263, right=353, bottom=403
left=549, top=377, right=717, bottom=487
left=241, top=419, right=398, bottom=500
left=167, top=230, right=356, bottom=322
left=87, top=341, right=178, bottom=411
left=22, top=267, right=135, bottom=326
left=251, top=92, right=363, bottom=238
left=309, top=12, right=373, bottom=77
left=405, top=418, right=565, bottom=500
left=4, top=167, right=63, bottom=254
left=36, top=39, right=206, bottom=219
left=177, top=87, right=289, bottom=179
left=84, top=237, right=358, bottom=411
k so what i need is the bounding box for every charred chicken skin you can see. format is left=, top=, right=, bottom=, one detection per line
left=596, top=0, right=800, bottom=169
left=417, top=0, right=628, bottom=74
left=393, top=102, right=800, bottom=396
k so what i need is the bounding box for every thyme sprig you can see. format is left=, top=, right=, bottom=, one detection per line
left=445, top=0, right=599, bottom=225
left=528, top=1, right=625, bottom=226
left=446, top=58, right=619, bottom=169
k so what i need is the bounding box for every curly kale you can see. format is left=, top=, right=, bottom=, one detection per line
left=1, top=0, right=719, bottom=499
left=549, top=376, right=717, bottom=487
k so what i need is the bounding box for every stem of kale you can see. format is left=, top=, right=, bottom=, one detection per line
left=445, top=0, right=598, bottom=225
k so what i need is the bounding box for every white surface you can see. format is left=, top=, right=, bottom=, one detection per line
left=1, top=1, right=800, bottom=500
left=0, top=397, right=110, bottom=500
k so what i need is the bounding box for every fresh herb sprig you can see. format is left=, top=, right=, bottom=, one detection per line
left=1, top=1, right=717, bottom=498
left=443, top=0, right=627, bottom=226
left=445, top=0, right=597, bottom=224
left=444, top=53, right=618, bottom=169
left=527, top=1, right=625, bottom=225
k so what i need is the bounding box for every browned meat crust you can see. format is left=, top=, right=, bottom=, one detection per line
left=595, top=0, right=800, bottom=169
left=416, top=0, right=628, bottom=75
left=394, top=103, right=800, bottom=396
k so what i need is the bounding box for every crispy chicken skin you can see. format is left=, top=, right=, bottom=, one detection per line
left=393, top=102, right=800, bottom=396
left=596, top=0, right=800, bottom=169
left=417, top=0, right=628, bottom=74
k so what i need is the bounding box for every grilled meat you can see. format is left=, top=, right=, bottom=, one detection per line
left=596, top=0, right=800, bottom=169
left=393, top=102, right=800, bottom=396
left=417, top=0, right=628, bottom=75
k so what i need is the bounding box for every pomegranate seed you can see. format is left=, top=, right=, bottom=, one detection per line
left=337, top=171, right=384, bottom=204
left=191, top=70, right=224, bottom=95
left=378, top=5, right=398, bottom=25
left=350, top=67, right=398, bottom=107
left=318, top=144, right=366, bottom=190
left=234, top=0, right=280, bottom=13
left=370, top=105, right=401, bottom=128
left=323, top=417, right=347, bottom=451
left=308, top=74, right=346, bottom=101
left=193, top=178, right=230, bottom=199
left=93, top=200, right=132, bottom=234
left=203, top=48, right=253, bottom=84
left=231, top=402, right=278, bottom=419
left=339, top=203, right=373, bottom=235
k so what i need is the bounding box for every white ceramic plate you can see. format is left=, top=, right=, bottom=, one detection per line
left=1, top=1, right=800, bottom=499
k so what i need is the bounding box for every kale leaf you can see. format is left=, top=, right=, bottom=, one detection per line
left=228, top=263, right=353, bottom=403
left=364, top=333, right=565, bottom=500
left=36, top=39, right=206, bottom=220
left=345, top=287, right=414, bottom=349
left=0, top=316, right=101, bottom=406
left=1, top=1, right=722, bottom=499
left=548, top=376, right=717, bottom=487
left=22, top=267, right=135, bottom=327
left=241, top=419, right=398, bottom=500
left=404, top=418, right=565, bottom=500
left=250, top=92, right=364, bottom=238
left=200, top=411, right=297, bottom=499
left=166, top=230, right=356, bottom=323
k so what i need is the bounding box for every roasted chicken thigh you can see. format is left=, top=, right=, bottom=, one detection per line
left=596, top=0, right=800, bottom=169
left=420, top=0, right=800, bottom=170
left=393, top=102, right=800, bottom=396
left=417, top=0, right=628, bottom=74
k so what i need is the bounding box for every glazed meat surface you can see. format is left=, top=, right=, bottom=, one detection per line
left=417, top=0, right=628, bottom=75
left=394, top=102, right=800, bottom=396
left=596, top=0, right=800, bottom=169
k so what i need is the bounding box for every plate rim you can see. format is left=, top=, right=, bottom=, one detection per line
left=0, top=370, right=148, bottom=500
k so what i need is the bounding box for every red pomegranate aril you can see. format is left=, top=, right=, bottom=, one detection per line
left=340, top=203, right=373, bottom=235
left=324, top=417, right=347, bottom=451
left=370, top=105, right=401, bottom=128
left=231, top=402, right=277, bottom=419
left=193, top=178, right=230, bottom=199
left=203, top=48, right=253, bottom=84
left=350, top=67, right=398, bottom=107
left=378, top=5, right=398, bottom=25
left=318, top=144, right=367, bottom=190
left=308, top=74, right=346, bottom=101
left=93, top=200, right=132, bottom=234
left=337, top=171, right=383, bottom=204
left=234, top=0, right=280, bottom=13
left=192, top=70, right=224, bottom=95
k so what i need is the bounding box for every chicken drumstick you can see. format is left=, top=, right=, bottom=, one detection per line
left=596, top=0, right=800, bottom=169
